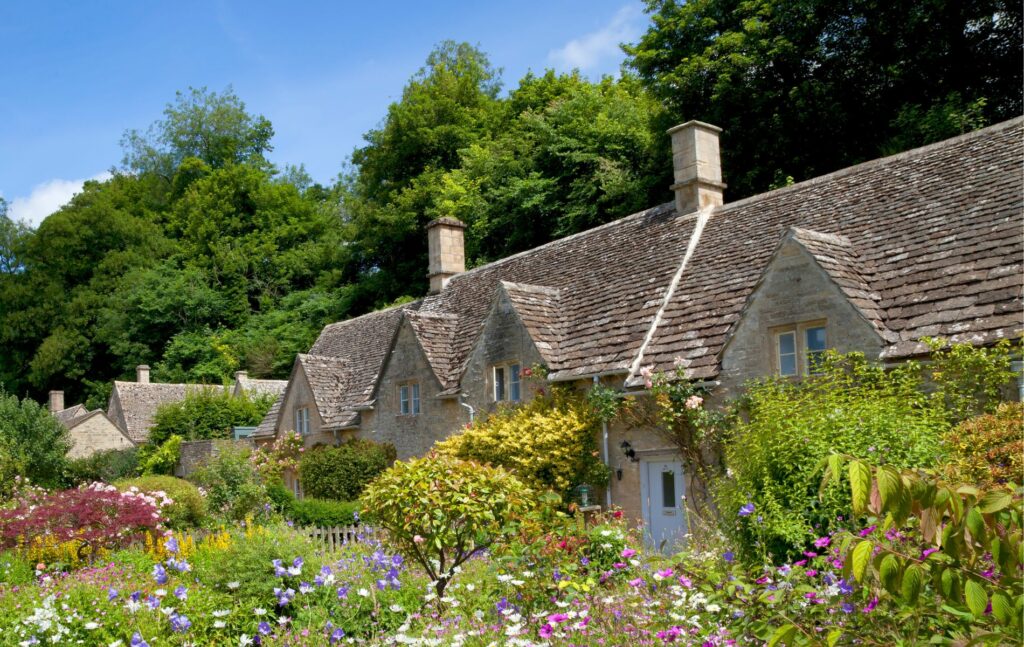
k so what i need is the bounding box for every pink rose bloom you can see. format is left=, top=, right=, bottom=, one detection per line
left=684, top=395, right=703, bottom=410
left=413, top=535, right=425, bottom=544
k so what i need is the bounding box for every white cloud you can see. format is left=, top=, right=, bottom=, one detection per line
left=7, top=172, right=112, bottom=228
left=548, top=4, right=644, bottom=74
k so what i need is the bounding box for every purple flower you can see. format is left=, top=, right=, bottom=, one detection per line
left=621, top=548, right=637, bottom=559
left=539, top=624, right=554, bottom=639
left=336, top=586, right=349, bottom=599
left=130, top=632, right=149, bottom=647
left=840, top=602, right=854, bottom=614
left=813, top=536, right=831, bottom=548
left=678, top=575, right=693, bottom=588
left=169, top=612, right=191, bottom=633
left=174, top=585, right=187, bottom=601
left=738, top=503, right=755, bottom=517
left=107, top=588, right=118, bottom=601
left=258, top=621, right=272, bottom=635
left=164, top=536, right=179, bottom=554
left=838, top=579, right=854, bottom=595
left=329, top=628, right=345, bottom=643
left=723, top=551, right=734, bottom=563
left=859, top=525, right=877, bottom=537
left=920, top=547, right=939, bottom=560
left=862, top=596, right=879, bottom=613
left=580, top=556, right=590, bottom=566
left=152, top=564, right=168, bottom=585
left=272, top=559, right=287, bottom=577
left=145, top=595, right=160, bottom=610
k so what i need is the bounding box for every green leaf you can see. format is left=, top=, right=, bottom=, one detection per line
left=876, top=465, right=903, bottom=513
left=990, top=592, right=1013, bottom=625
left=964, top=579, right=988, bottom=617
left=879, top=553, right=901, bottom=594
left=851, top=539, right=873, bottom=583
left=901, top=563, right=923, bottom=604
left=768, top=623, right=797, bottom=647
left=849, top=460, right=872, bottom=514
left=965, top=507, right=986, bottom=543
left=977, top=490, right=1012, bottom=514
left=827, top=629, right=842, bottom=647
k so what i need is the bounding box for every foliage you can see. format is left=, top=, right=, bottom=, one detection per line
left=647, top=362, right=727, bottom=479
left=265, top=482, right=360, bottom=526
left=63, top=447, right=139, bottom=485
left=625, top=0, right=1022, bottom=199
left=298, top=439, right=396, bottom=501
left=943, top=402, right=1024, bottom=488
left=0, top=483, right=167, bottom=553
left=926, top=337, right=1017, bottom=424
left=360, top=453, right=533, bottom=598
left=818, top=456, right=1023, bottom=644
left=115, top=475, right=207, bottom=529
left=189, top=444, right=270, bottom=522
left=149, top=388, right=273, bottom=445
left=714, top=352, right=947, bottom=560
left=251, top=430, right=305, bottom=480
left=136, top=434, right=182, bottom=475
left=0, top=390, right=70, bottom=491
left=436, top=388, right=609, bottom=497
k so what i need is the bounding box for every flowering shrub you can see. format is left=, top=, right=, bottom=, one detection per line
left=361, top=453, right=534, bottom=598
left=298, top=438, right=396, bottom=501
left=116, top=475, right=207, bottom=529
left=0, top=483, right=167, bottom=557
left=942, top=401, right=1023, bottom=486
left=435, top=388, right=608, bottom=496
left=251, top=430, right=304, bottom=480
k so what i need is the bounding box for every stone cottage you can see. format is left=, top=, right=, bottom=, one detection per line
left=257, top=118, right=1023, bottom=545
left=106, top=365, right=225, bottom=445
left=49, top=390, right=134, bottom=459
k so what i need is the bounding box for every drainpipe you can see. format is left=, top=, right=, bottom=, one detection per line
left=1012, top=361, right=1024, bottom=402
left=459, top=393, right=475, bottom=424
left=595, top=376, right=612, bottom=509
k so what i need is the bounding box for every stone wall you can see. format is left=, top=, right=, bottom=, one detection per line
left=176, top=438, right=254, bottom=478
left=277, top=364, right=333, bottom=449
left=67, top=413, right=134, bottom=459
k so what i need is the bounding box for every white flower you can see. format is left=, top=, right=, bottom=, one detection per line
left=227, top=581, right=241, bottom=590
left=278, top=616, right=290, bottom=626
left=108, top=642, right=123, bottom=647
left=84, top=622, right=100, bottom=630
left=389, top=604, right=404, bottom=613
left=497, top=574, right=513, bottom=583
left=357, top=588, right=370, bottom=597
left=239, top=636, right=254, bottom=646
left=214, top=621, right=227, bottom=629
left=253, top=608, right=267, bottom=616
left=213, top=610, right=230, bottom=618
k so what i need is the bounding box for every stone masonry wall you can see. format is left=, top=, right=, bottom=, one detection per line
left=67, top=414, right=134, bottom=459
left=176, top=438, right=254, bottom=478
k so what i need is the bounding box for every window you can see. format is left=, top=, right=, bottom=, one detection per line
left=805, top=326, right=827, bottom=374
left=661, top=469, right=677, bottom=509
left=773, top=321, right=829, bottom=377
left=295, top=407, right=310, bottom=435
left=399, top=383, right=421, bottom=415
left=493, top=363, right=522, bottom=402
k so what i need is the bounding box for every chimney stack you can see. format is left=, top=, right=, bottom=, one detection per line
left=49, top=390, right=64, bottom=413
left=668, top=120, right=726, bottom=214
left=136, top=365, right=150, bottom=384
left=426, top=217, right=466, bottom=294
left=234, top=370, right=248, bottom=381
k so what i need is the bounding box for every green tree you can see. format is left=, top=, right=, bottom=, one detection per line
left=148, top=388, right=274, bottom=445
left=0, top=390, right=71, bottom=489
left=625, top=0, right=1023, bottom=198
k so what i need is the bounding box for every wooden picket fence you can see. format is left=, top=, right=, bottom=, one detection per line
left=302, top=524, right=379, bottom=551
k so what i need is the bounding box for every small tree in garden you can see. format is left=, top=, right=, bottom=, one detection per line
left=190, top=444, right=269, bottom=522
left=0, top=390, right=71, bottom=491
left=148, top=387, right=274, bottom=445
left=360, top=453, right=533, bottom=599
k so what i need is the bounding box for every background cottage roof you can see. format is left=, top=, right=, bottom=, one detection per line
left=273, top=118, right=1021, bottom=418
left=54, top=404, right=88, bottom=426
left=110, top=382, right=225, bottom=443
left=234, top=374, right=288, bottom=398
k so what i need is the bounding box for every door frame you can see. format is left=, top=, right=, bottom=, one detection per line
left=638, top=454, right=687, bottom=550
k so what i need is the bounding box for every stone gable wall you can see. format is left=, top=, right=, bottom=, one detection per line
left=67, top=414, right=134, bottom=459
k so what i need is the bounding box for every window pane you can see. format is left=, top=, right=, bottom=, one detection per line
left=412, top=383, right=421, bottom=414
left=778, top=331, right=795, bottom=355
left=400, top=386, right=409, bottom=415
left=806, top=326, right=827, bottom=352
left=661, top=470, right=677, bottom=508
left=780, top=353, right=797, bottom=376
left=494, top=367, right=505, bottom=401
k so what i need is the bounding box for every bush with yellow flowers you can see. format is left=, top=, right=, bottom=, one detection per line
left=436, top=388, right=608, bottom=498
left=942, top=401, right=1023, bottom=487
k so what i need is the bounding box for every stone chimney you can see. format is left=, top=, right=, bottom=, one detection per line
left=426, top=217, right=466, bottom=294
left=668, top=120, right=726, bottom=214
left=234, top=370, right=248, bottom=382
left=49, top=390, right=64, bottom=413
left=136, top=365, right=150, bottom=384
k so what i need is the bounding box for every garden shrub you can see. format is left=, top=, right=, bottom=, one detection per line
left=361, top=452, right=533, bottom=598
left=64, top=447, right=139, bottom=485
left=136, top=434, right=182, bottom=475
left=0, top=390, right=71, bottom=490
left=926, top=337, right=1016, bottom=423
left=115, top=475, right=207, bottom=529
left=715, top=352, right=947, bottom=560
left=435, top=388, right=608, bottom=497
left=290, top=498, right=360, bottom=526
left=298, top=438, right=396, bottom=501
left=189, top=444, right=269, bottom=522
left=0, top=550, right=34, bottom=585
left=266, top=480, right=297, bottom=515
left=251, top=430, right=304, bottom=480
left=148, top=387, right=274, bottom=445
left=942, top=401, right=1023, bottom=486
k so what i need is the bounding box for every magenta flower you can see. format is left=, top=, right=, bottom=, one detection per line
left=539, top=624, right=554, bottom=639
left=678, top=575, right=693, bottom=588
left=862, top=596, right=879, bottom=613
left=920, top=547, right=939, bottom=559
left=813, top=536, right=831, bottom=548
left=859, top=525, right=877, bottom=537
left=621, top=548, right=637, bottom=559
left=547, top=613, right=569, bottom=624
left=629, top=577, right=644, bottom=587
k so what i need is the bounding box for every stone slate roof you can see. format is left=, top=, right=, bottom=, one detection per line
left=54, top=404, right=88, bottom=426
left=297, top=354, right=358, bottom=430
left=110, top=382, right=225, bottom=443
left=267, top=118, right=1021, bottom=428
left=234, top=375, right=288, bottom=398
left=253, top=393, right=283, bottom=438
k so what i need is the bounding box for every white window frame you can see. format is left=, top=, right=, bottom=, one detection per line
left=398, top=382, right=421, bottom=416
left=772, top=321, right=828, bottom=377
left=295, top=407, right=310, bottom=435
left=493, top=362, right=523, bottom=402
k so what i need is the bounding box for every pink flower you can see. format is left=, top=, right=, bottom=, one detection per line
left=813, top=536, right=831, bottom=548
left=629, top=577, right=644, bottom=587
left=539, top=624, right=554, bottom=639
left=862, top=596, right=879, bottom=613
left=678, top=575, right=693, bottom=588
left=920, top=547, right=939, bottom=560
left=547, top=613, right=569, bottom=624
left=621, top=548, right=637, bottom=559
left=413, top=535, right=425, bottom=544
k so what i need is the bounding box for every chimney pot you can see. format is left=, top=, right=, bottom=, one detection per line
left=136, top=365, right=150, bottom=384
left=426, top=217, right=466, bottom=294
left=668, top=120, right=726, bottom=214
left=234, top=370, right=248, bottom=381
left=49, top=390, right=64, bottom=413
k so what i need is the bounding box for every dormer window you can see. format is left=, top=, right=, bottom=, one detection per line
left=493, top=362, right=522, bottom=402
left=774, top=322, right=828, bottom=377
left=399, top=382, right=421, bottom=415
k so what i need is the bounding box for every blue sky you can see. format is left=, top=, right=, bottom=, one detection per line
left=0, top=0, right=649, bottom=226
